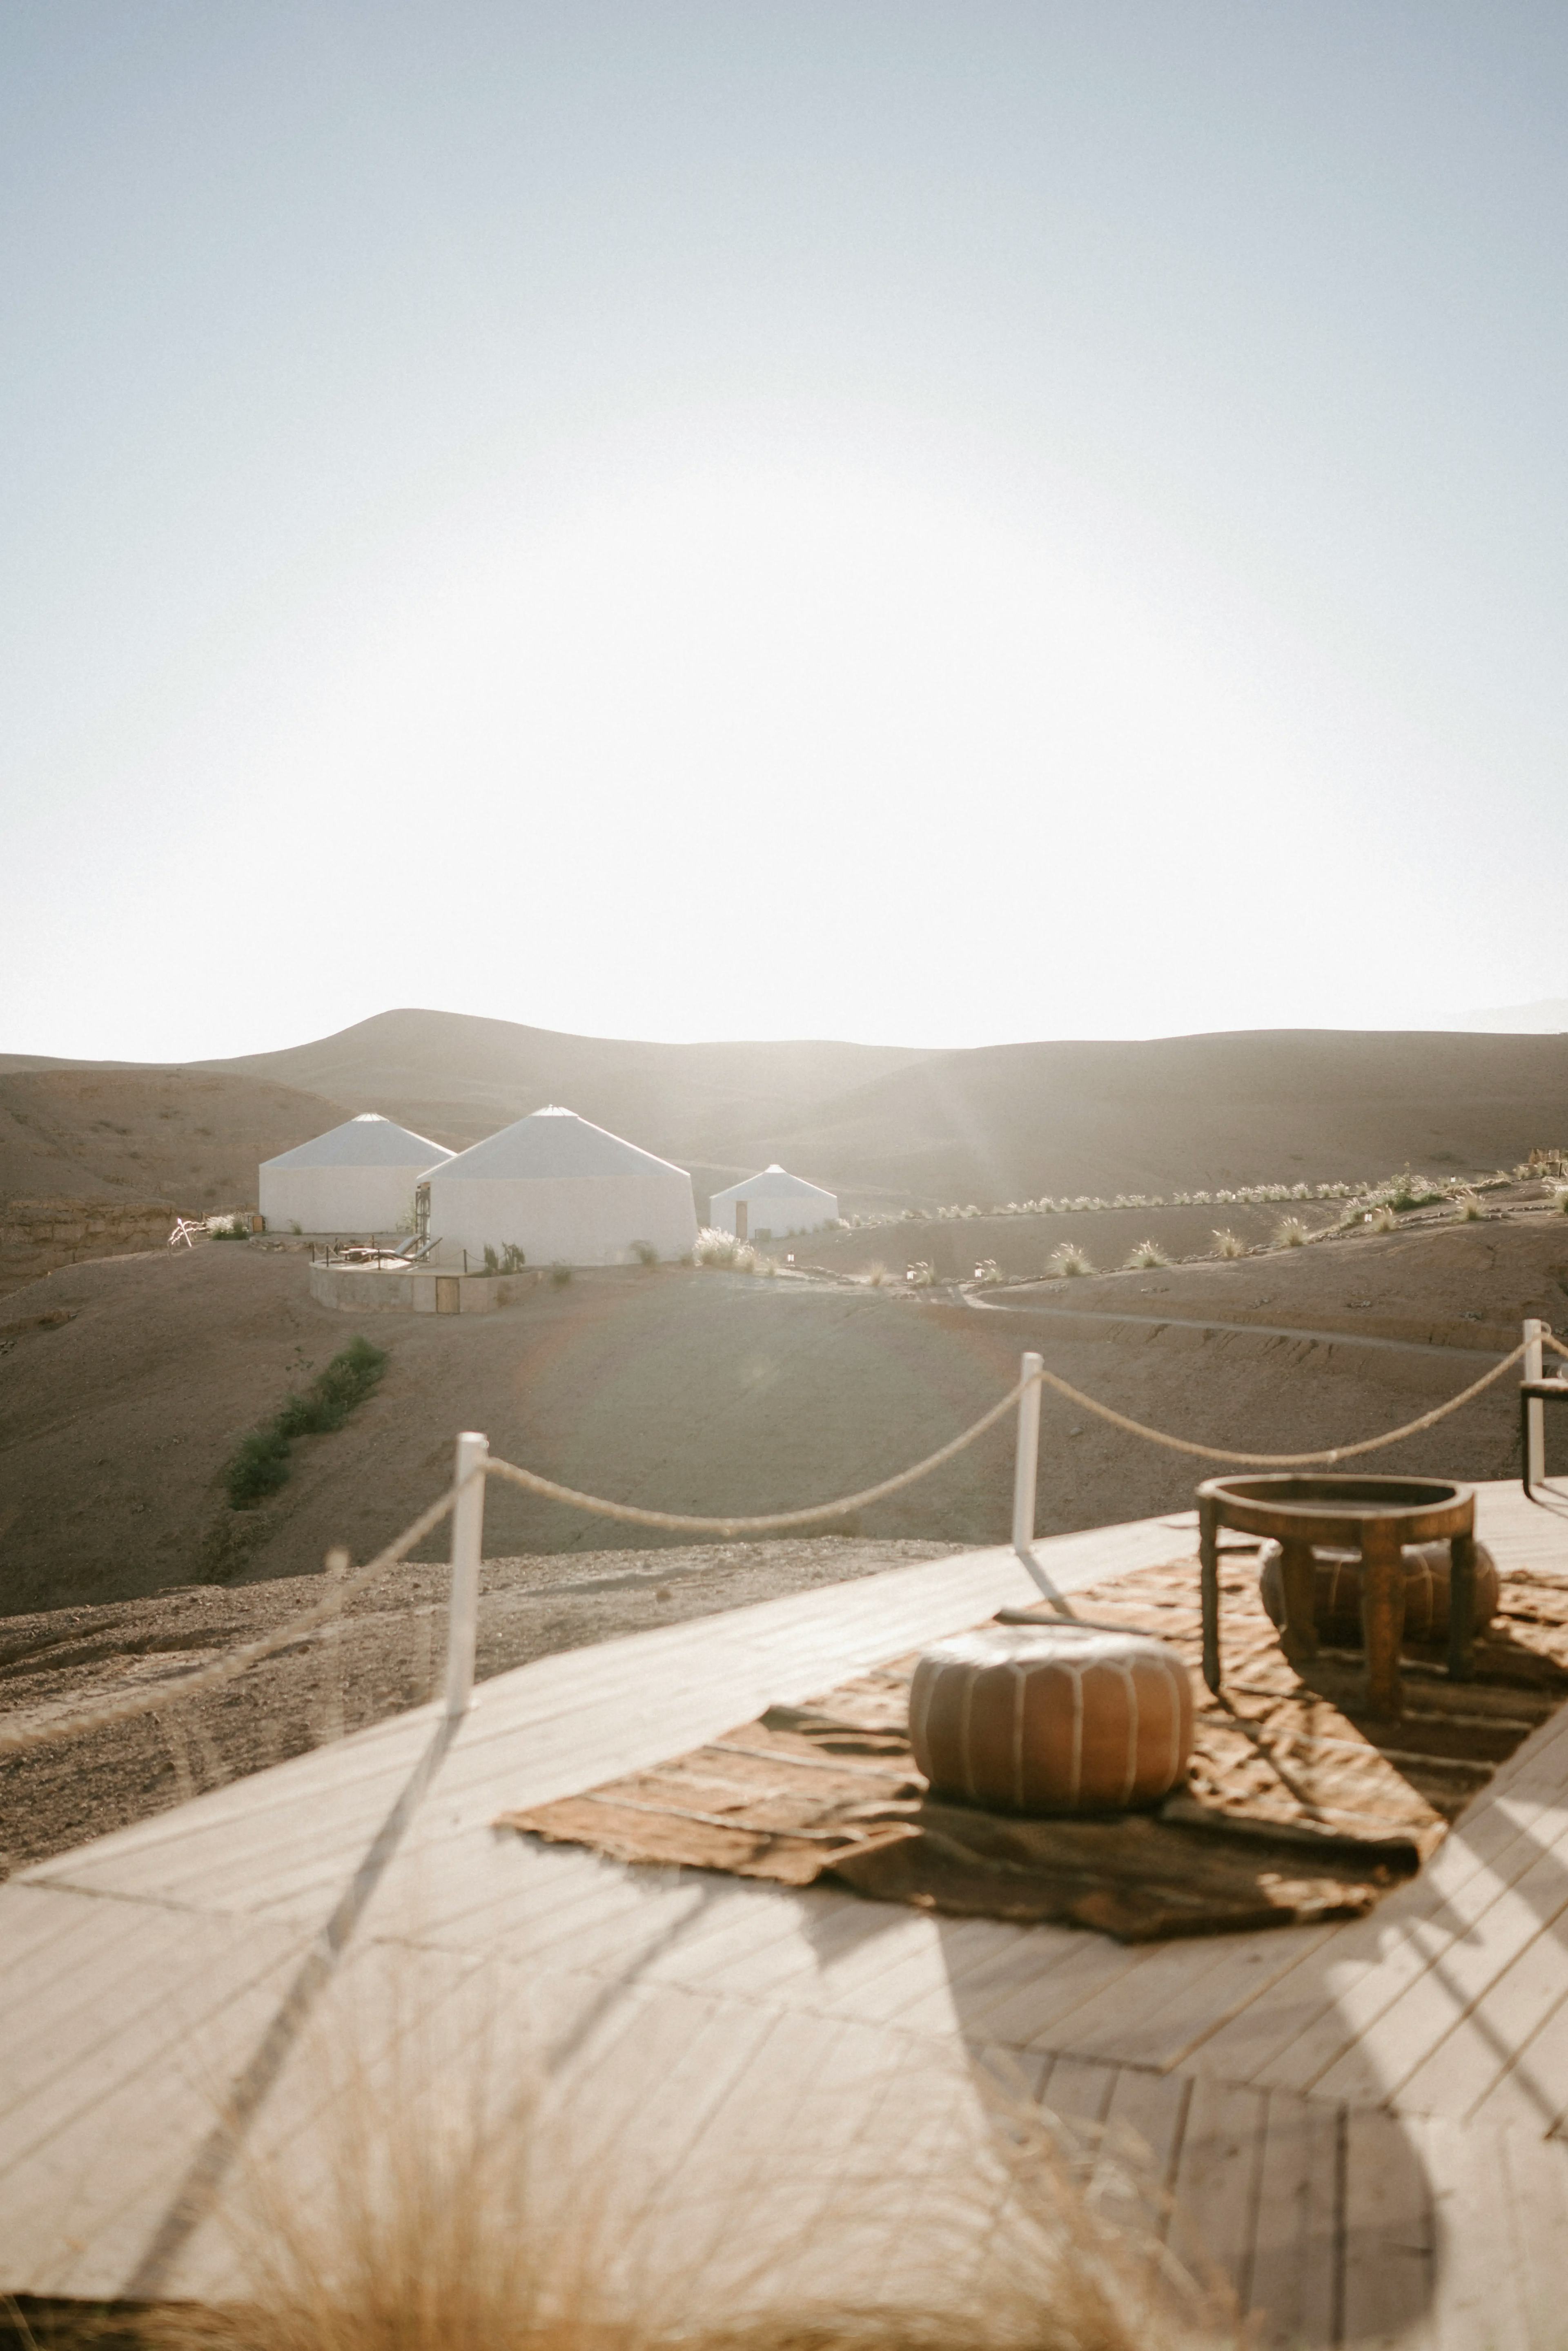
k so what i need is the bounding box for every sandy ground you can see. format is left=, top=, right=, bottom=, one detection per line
left=4, top=1208, right=1566, bottom=1873
left=0, top=1064, right=351, bottom=1226
left=0, top=1533, right=951, bottom=1875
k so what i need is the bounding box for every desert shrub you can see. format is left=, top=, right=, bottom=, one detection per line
left=550, top=1262, right=573, bottom=1285
left=904, top=1260, right=936, bottom=1286
left=276, top=1337, right=389, bottom=1438
left=1551, top=1185, right=1568, bottom=1216
left=1450, top=1188, right=1486, bottom=1220
left=210, top=1213, right=252, bottom=1240
left=225, top=1424, right=293, bottom=1508
left=857, top=1261, right=893, bottom=1287
left=693, top=1228, right=760, bottom=1272
left=1365, top=1201, right=1398, bottom=1232
left=227, top=1337, right=388, bottom=1507
left=482, top=1244, right=501, bottom=1275
left=1273, top=1217, right=1311, bottom=1248
left=969, top=1258, right=1002, bottom=1284
left=1212, top=1228, right=1246, bottom=1259
left=1123, top=1239, right=1169, bottom=1270
left=629, top=1238, right=659, bottom=1266
left=1049, top=1241, right=1093, bottom=1277
left=1373, top=1169, right=1445, bottom=1212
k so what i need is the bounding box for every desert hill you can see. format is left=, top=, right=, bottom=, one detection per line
left=0, top=1065, right=354, bottom=1214
left=203, top=1011, right=1568, bottom=1204
left=7, top=1010, right=1568, bottom=1223
left=3, top=1208, right=1561, bottom=1619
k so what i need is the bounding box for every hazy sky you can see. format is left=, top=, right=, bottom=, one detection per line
left=5, top=2, right=1568, bottom=1060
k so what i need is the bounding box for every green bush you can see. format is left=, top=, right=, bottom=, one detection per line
left=225, top=1425, right=292, bottom=1508
left=225, top=1336, right=388, bottom=1508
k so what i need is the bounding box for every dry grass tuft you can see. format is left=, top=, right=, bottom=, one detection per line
left=855, top=1261, right=893, bottom=1288
left=1271, top=1217, right=1310, bottom=1248
left=1365, top=1202, right=1398, bottom=1233
left=1210, top=1229, right=1246, bottom=1259
left=1048, top=1242, right=1093, bottom=1278
left=694, top=1228, right=760, bottom=1272
left=1122, top=1240, right=1169, bottom=1270
left=1450, top=1188, right=1486, bottom=1221
left=120, top=1996, right=1239, bottom=2351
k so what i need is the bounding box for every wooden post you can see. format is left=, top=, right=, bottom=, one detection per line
left=1199, top=1490, right=1221, bottom=1694
left=1011, top=1353, right=1043, bottom=1568
left=1448, top=1524, right=1477, bottom=1682
left=443, top=1431, right=489, bottom=1720
left=1361, top=1517, right=1406, bottom=1719
left=1525, top=1318, right=1546, bottom=1492
left=1278, top=1538, right=1319, bottom=1667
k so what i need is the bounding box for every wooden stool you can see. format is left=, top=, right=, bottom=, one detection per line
left=1196, top=1474, right=1477, bottom=1720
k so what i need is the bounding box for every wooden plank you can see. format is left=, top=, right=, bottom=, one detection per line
left=1340, top=2104, right=1437, bottom=2351
left=1466, top=1974, right=1568, bottom=2138
left=1494, top=2120, right=1568, bottom=2351
left=1232, top=1796, right=1568, bottom=2097
left=1163, top=2076, right=1267, bottom=2322
left=1418, top=2110, right=1534, bottom=2351
left=1396, top=1898, right=1568, bottom=2126
left=1063, top=1923, right=1336, bottom=2074
left=1314, top=1825, right=1568, bottom=2109
left=0, top=1908, right=309, bottom=2300
left=1088, top=2064, right=1190, bottom=2235
left=1244, top=2090, right=1339, bottom=2351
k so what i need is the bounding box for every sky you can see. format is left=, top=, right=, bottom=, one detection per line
left=4, top=2, right=1568, bottom=1061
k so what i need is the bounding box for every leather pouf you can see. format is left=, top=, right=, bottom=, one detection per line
left=909, top=1626, right=1193, bottom=1816
left=1258, top=1538, right=1499, bottom=1645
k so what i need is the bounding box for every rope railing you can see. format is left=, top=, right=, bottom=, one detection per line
left=481, top=1371, right=1037, bottom=1535
left=1, top=1321, right=1552, bottom=1764
left=0, top=1476, right=463, bottom=1758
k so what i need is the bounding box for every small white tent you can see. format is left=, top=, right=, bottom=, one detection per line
left=260, top=1114, right=452, bottom=1236
left=708, top=1163, right=838, bottom=1241
left=423, top=1107, right=698, bottom=1268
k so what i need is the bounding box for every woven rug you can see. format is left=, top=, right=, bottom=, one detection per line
left=497, top=1550, right=1568, bottom=1942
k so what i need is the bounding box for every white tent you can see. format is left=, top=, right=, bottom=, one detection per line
left=423, top=1107, right=698, bottom=1268
left=259, top=1114, right=452, bottom=1236
left=707, top=1163, right=838, bottom=1241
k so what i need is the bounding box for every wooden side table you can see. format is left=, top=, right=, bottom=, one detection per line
left=1196, top=1473, right=1477, bottom=1720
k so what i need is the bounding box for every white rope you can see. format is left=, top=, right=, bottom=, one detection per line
left=3, top=1328, right=1538, bottom=1762
left=482, top=1371, right=1036, bottom=1534
left=0, top=1477, right=463, bottom=1759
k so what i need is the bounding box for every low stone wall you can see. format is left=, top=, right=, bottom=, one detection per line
left=308, top=1261, right=540, bottom=1316
left=1, top=1196, right=176, bottom=1296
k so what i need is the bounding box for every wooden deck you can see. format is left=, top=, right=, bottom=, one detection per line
left=7, top=1482, right=1568, bottom=2343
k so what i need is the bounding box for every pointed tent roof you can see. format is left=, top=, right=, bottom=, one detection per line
left=433, top=1107, right=690, bottom=1183
left=261, top=1113, right=453, bottom=1172
left=709, top=1163, right=837, bottom=1204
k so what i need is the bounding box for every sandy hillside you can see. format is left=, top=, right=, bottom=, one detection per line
left=0, top=1065, right=361, bottom=1212
left=5, top=1213, right=1564, bottom=1873
left=204, top=1007, right=1568, bottom=1203
left=9, top=1011, right=1568, bottom=1226
left=3, top=1213, right=1561, bottom=1621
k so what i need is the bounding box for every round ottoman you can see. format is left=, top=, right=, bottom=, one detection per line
left=909, top=1626, right=1193, bottom=1816
left=1258, top=1538, right=1499, bottom=1647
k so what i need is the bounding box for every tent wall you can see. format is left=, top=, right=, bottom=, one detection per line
left=425, top=1170, right=698, bottom=1268
left=259, top=1164, right=425, bottom=1236
left=708, top=1185, right=837, bottom=1238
